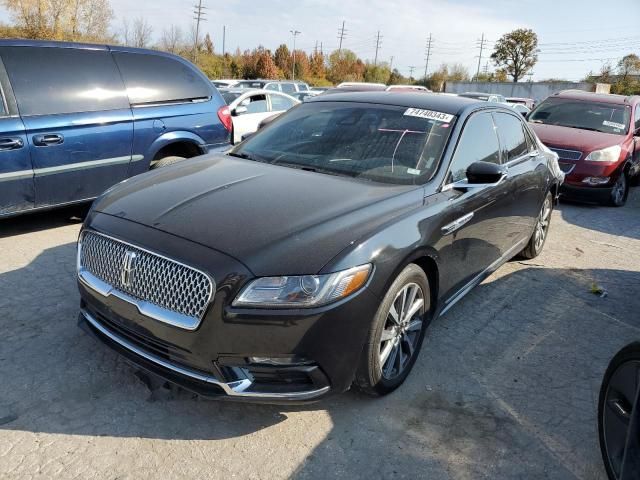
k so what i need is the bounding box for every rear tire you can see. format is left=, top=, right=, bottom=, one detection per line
left=520, top=191, right=553, bottom=259
left=151, top=156, right=186, bottom=169
left=355, top=264, right=430, bottom=396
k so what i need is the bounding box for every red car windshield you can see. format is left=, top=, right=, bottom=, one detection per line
left=529, top=98, right=631, bottom=135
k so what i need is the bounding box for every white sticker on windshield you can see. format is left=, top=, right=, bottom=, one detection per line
left=603, top=120, right=625, bottom=130
left=407, top=168, right=422, bottom=176
left=404, top=108, right=454, bottom=123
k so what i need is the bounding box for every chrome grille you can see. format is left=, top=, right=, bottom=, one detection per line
left=549, top=147, right=582, bottom=161
left=79, top=231, right=213, bottom=321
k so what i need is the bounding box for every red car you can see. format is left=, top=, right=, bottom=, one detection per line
left=529, top=91, right=640, bottom=206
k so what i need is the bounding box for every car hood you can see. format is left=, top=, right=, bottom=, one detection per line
left=529, top=123, right=624, bottom=153
left=92, top=154, right=422, bottom=276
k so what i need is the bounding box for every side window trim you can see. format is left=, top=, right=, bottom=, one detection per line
left=442, top=110, right=501, bottom=188
left=0, top=55, right=16, bottom=117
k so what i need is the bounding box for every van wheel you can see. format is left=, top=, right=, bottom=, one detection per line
left=355, top=264, right=430, bottom=396
left=151, top=156, right=186, bottom=169
left=521, top=191, right=553, bottom=259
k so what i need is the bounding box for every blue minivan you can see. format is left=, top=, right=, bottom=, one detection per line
left=0, top=40, right=232, bottom=218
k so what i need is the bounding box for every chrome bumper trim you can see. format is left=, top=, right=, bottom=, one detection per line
left=80, top=309, right=330, bottom=401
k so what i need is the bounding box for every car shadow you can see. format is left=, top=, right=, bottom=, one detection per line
left=0, top=204, right=88, bottom=238
left=556, top=186, right=640, bottom=241
left=0, top=239, right=638, bottom=478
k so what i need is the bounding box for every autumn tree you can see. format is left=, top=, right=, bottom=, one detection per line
left=121, top=17, right=152, bottom=48
left=612, top=54, right=640, bottom=95
left=491, top=28, right=539, bottom=82
left=327, top=49, right=364, bottom=84
left=204, top=33, right=214, bottom=55
left=273, top=43, right=290, bottom=74
left=291, top=49, right=309, bottom=79
left=364, top=62, right=390, bottom=84
left=2, top=0, right=113, bottom=41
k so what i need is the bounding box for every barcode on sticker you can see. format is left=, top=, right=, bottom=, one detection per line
left=404, top=108, right=454, bottom=123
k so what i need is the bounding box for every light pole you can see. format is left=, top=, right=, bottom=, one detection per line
left=290, top=29, right=301, bottom=80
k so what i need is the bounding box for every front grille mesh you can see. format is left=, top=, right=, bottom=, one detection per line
left=80, top=231, right=213, bottom=320
left=549, top=147, right=582, bottom=161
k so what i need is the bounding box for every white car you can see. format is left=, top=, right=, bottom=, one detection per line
left=219, top=89, right=300, bottom=144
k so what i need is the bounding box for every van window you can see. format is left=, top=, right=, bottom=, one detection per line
left=0, top=46, right=129, bottom=116
left=113, top=52, right=211, bottom=105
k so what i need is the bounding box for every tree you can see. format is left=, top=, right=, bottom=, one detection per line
left=327, top=49, right=364, bottom=84
left=364, top=62, right=390, bottom=84
left=273, top=44, right=290, bottom=74
left=160, top=25, right=183, bottom=54
left=204, top=32, right=214, bottom=55
left=2, top=0, right=113, bottom=41
left=613, top=54, right=640, bottom=95
left=491, top=28, right=539, bottom=82
left=388, top=68, right=408, bottom=85
left=618, top=54, right=640, bottom=80
left=131, top=17, right=152, bottom=48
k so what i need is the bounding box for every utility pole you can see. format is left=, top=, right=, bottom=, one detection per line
left=193, top=0, right=207, bottom=63
left=408, top=66, right=416, bottom=79
left=475, top=33, right=488, bottom=81
left=320, top=42, right=323, bottom=54
left=389, top=56, right=394, bottom=71
left=290, top=29, right=301, bottom=80
left=222, top=25, right=226, bottom=57
left=423, top=34, right=433, bottom=80
left=337, top=21, right=347, bottom=52
left=314, top=40, right=318, bottom=55
left=483, top=61, right=489, bottom=75
left=374, top=30, right=382, bottom=66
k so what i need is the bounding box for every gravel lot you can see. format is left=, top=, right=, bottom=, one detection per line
left=1, top=189, right=639, bottom=479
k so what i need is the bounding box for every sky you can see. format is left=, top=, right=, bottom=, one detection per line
left=1, top=0, right=639, bottom=81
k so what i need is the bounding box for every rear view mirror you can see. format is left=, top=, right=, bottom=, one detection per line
left=467, top=161, right=506, bottom=184
left=233, top=106, right=248, bottom=116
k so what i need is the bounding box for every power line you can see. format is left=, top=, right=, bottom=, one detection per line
left=374, top=30, right=383, bottom=66
left=337, top=21, right=347, bottom=52
left=424, top=34, right=433, bottom=79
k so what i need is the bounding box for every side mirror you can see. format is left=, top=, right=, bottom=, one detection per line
left=467, top=161, right=506, bottom=184
left=233, top=105, right=248, bottom=116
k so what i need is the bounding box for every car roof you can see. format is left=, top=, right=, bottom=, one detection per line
left=307, top=91, right=503, bottom=116
left=552, top=90, right=639, bottom=105
left=0, top=38, right=185, bottom=60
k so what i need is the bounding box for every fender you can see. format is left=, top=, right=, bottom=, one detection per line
left=145, top=131, right=207, bottom=162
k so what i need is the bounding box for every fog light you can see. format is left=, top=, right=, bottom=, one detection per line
left=582, top=176, right=610, bottom=185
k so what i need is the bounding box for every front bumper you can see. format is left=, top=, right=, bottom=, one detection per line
left=79, top=309, right=330, bottom=402
left=560, top=182, right=613, bottom=203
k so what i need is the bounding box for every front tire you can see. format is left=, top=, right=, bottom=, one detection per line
left=609, top=173, right=628, bottom=207
left=521, top=191, right=553, bottom=259
left=355, top=264, right=430, bottom=396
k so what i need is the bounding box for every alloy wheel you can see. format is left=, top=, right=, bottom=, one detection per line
left=534, top=196, right=552, bottom=252
left=379, top=283, right=425, bottom=380
left=611, top=175, right=627, bottom=206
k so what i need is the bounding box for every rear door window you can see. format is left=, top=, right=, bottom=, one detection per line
left=265, top=83, right=280, bottom=91
left=113, top=52, right=211, bottom=105
left=0, top=46, right=129, bottom=116
left=448, top=112, right=500, bottom=182
left=280, top=83, right=296, bottom=94
left=241, top=94, right=268, bottom=114
left=269, top=94, right=296, bottom=111
left=493, top=112, right=529, bottom=162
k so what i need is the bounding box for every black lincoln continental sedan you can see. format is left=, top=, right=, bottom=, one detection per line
left=77, top=92, right=564, bottom=402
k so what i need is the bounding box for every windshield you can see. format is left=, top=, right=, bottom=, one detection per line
left=529, top=98, right=631, bottom=135
left=236, top=81, right=265, bottom=89
left=231, top=102, right=455, bottom=185
left=221, top=91, right=242, bottom=104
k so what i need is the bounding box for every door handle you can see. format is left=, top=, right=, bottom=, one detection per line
left=0, top=137, right=24, bottom=151
left=33, top=134, right=64, bottom=146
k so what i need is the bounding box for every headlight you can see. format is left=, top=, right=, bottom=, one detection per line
left=233, top=264, right=372, bottom=308
left=585, top=145, right=621, bottom=163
